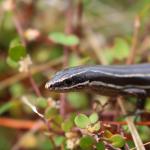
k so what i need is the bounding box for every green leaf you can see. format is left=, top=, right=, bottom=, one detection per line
left=61, top=121, right=72, bottom=132
left=103, top=50, right=114, bottom=64
left=6, top=57, right=19, bottom=68
left=67, top=92, right=88, bottom=109
left=39, top=139, right=54, bottom=150
left=48, top=48, right=63, bottom=60
left=74, top=114, right=90, bottom=128
left=109, top=134, right=125, bottom=148
left=145, top=98, right=150, bottom=111
left=34, top=49, right=50, bottom=63
left=44, top=107, right=58, bottom=120
left=83, top=0, right=91, bottom=5
left=9, top=38, right=21, bottom=48
left=103, top=38, right=130, bottom=64
left=87, top=122, right=100, bottom=133
left=0, top=134, right=12, bottom=150
left=104, top=130, right=113, bottom=138
left=53, top=115, right=63, bottom=125
left=9, top=39, right=27, bottom=61
left=96, top=142, right=105, bottom=150
left=89, top=112, right=99, bottom=124
left=137, top=125, right=150, bottom=141
left=49, top=32, right=65, bottom=44
left=61, top=118, right=74, bottom=132
left=62, top=113, right=76, bottom=132
left=0, top=101, right=14, bottom=115
left=126, top=140, right=135, bottom=149
left=113, top=38, right=129, bottom=60
left=64, top=35, right=79, bottom=46
left=0, top=60, right=7, bottom=72
left=9, top=83, right=25, bottom=97
left=92, top=122, right=100, bottom=131
left=49, top=32, right=79, bottom=46
left=54, top=136, right=65, bottom=147
left=9, top=45, right=26, bottom=61
left=50, top=115, right=63, bottom=131
left=68, top=53, right=81, bottom=67
left=36, top=97, right=48, bottom=109
left=79, top=136, right=95, bottom=150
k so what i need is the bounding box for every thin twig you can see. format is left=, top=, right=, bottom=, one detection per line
left=75, top=0, right=83, bottom=37
left=11, top=2, right=26, bottom=46
left=0, top=57, right=63, bottom=90
left=21, top=96, right=51, bottom=131
left=28, top=71, right=41, bottom=97
left=60, top=93, right=66, bottom=117
left=0, top=117, right=42, bottom=129
left=126, top=15, right=141, bottom=64
left=1, top=117, right=150, bottom=129
left=12, top=2, right=42, bottom=97
left=59, top=0, right=74, bottom=117
left=21, top=96, right=44, bottom=119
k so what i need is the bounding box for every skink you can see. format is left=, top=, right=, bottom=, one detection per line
left=45, top=64, right=150, bottom=99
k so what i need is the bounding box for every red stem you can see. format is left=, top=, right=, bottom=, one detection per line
left=28, top=72, right=41, bottom=97
left=59, top=1, right=74, bottom=117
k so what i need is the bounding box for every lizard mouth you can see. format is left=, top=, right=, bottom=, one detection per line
left=45, top=81, right=67, bottom=91
left=45, top=81, right=54, bottom=90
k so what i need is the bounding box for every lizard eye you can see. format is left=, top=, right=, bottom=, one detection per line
left=64, top=79, right=72, bottom=85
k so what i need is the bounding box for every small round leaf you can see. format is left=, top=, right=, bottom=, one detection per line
left=44, top=107, right=58, bottom=120
left=74, top=114, right=90, bottom=128
left=109, top=134, right=125, bottom=148
left=49, top=32, right=79, bottom=46
left=92, top=122, right=100, bottom=131
left=54, top=136, right=65, bottom=147
left=89, top=112, right=99, bottom=124
left=6, top=57, right=19, bottom=68
left=10, top=38, right=21, bottom=48
left=61, top=119, right=73, bottom=132
left=96, top=142, right=105, bottom=150
left=79, top=136, right=95, bottom=150
left=65, top=35, right=79, bottom=46
left=9, top=45, right=26, bottom=61
left=104, top=130, right=113, bottom=138
left=67, top=92, right=88, bottom=109
left=36, top=97, right=48, bottom=109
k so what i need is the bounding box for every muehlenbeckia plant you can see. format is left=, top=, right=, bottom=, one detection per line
left=74, top=113, right=126, bottom=149
left=7, top=38, right=33, bottom=72
left=74, top=113, right=100, bottom=133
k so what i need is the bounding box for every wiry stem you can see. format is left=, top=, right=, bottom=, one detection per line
left=60, top=0, right=74, bottom=117
left=28, top=71, right=41, bottom=97
left=126, top=16, right=141, bottom=64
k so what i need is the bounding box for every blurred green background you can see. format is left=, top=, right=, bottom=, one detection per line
left=0, top=0, right=150, bottom=149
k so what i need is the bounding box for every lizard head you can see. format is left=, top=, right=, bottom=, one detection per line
left=45, top=66, right=89, bottom=92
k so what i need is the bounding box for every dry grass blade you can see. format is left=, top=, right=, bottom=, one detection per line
left=85, top=28, right=108, bottom=65
left=21, top=96, right=44, bottom=119
left=117, top=97, right=145, bottom=150
left=130, top=141, right=150, bottom=150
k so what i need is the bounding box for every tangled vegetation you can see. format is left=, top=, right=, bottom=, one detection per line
left=0, top=0, right=150, bottom=150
